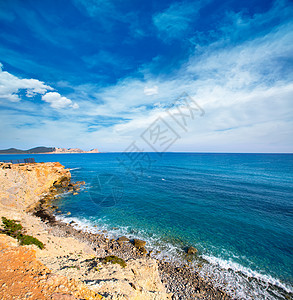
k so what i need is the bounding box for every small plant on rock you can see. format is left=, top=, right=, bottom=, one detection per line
left=18, top=234, right=44, bottom=249
left=102, top=255, right=127, bottom=268
left=1, top=217, right=44, bottom=249
left=1, top=217, right=22, bottom=236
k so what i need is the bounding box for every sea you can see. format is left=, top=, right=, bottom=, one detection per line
left=1, top=153, right=292, bottom=299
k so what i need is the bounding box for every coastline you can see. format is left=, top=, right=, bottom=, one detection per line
left=32, top=198, right=231, bottom=299
left=0, top=161, right=230, bottom=299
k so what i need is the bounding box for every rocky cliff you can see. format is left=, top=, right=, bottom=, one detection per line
left=0, top=162, right=71, bottom=211
left=0, top=161, right=172, bottom=300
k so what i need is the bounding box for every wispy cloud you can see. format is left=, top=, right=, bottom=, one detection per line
left=153, top=1, right=206, bottom=41
left=144, top=85, right=159, bottom=96
left=81, top=2, right=293, bottom=152
left=73, top=0, right=115, bottom=18
left=0, top=0, right=292, bottom=152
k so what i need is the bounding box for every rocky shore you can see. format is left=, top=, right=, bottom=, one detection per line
left=0, top=161, right=231, bottom=299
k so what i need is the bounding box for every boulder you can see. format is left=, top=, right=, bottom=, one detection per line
left=117, top=236, right=129, bottom=242
left=186, top=246, right=197, bottom=254
left=133, top=239, right=146, bottom=249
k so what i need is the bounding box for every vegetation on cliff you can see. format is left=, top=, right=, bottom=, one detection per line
left=102, top=255, right=127, bottom=268
left=1, top=217, right=44, bottom=249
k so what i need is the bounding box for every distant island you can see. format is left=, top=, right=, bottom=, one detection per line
left=0, top=147, right=99, bottom=154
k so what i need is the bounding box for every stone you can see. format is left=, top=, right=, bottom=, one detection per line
left=117, top=236, right=129, bottom=242
left=133, top=239, right=146, bottom=249
left=187, top=246, right=197, bottom=254
left=140, top=247, right=148, bottom=256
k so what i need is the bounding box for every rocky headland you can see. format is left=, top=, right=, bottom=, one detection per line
left=0, top=161, right=231, bottom=300
left=0, top=146, right=99, bottom=154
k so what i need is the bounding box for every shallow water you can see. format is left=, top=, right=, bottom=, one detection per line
left=2, top=152, right=293, bottom=299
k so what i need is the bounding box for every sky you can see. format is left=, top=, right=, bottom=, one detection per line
left=0, top=0, right=292, bottom=153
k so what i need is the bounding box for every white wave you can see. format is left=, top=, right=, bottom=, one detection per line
left=70, top=167, right=81, bottom=171
left=200, top=254, right=293, bottom=299
left=55, top=214, right=185, bottom=262
left=55, top=214, right=293, bottom=300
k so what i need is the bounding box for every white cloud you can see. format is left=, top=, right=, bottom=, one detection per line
left=0, top=63, right=52, bottom=102
left=144, top=85, right=159, bottom=96
left=42, top=92, right=79, bottom=109
left=79, top=8, right=292, bottom=152
left=1, top=3, right=292, bottom=152
left=0, top=63, right=79, bottom=110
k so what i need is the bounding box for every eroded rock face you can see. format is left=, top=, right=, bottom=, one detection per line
left=0, top=162, right=172, bottom=300
left=0, top=162, right=71, bottom=211
left=93, top=258, right=171, bottom=300
left=43, top=254, right=171, bottom=300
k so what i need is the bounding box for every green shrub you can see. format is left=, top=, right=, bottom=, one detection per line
left=103, top=255, right=126, bottom=268
left=62, top=265, right=80, bottom=270
left=1, top=217, right=44, bottom=249
left=18, top=234, right=44, bottom=249
left=1, top=217, right=22, bottom=237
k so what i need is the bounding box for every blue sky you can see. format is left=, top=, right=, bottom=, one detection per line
left=0, top=0, right=292, bottom=152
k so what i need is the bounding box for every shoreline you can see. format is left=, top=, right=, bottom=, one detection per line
left=32, top=194, right=231, bottom=300
left=0, top=161, right=230, bottom=299
left=37, top=173, right=293, bottom=300
left=1, top=161, right=291, bottom=299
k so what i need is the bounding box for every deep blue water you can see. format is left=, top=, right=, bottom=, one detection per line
left=1, top=153, right=293, bottom=299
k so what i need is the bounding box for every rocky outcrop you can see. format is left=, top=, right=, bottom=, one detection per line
left=0, top=162, right=71, bottom=211
left=0, top=161, right=173, bottom=300
left=42, top=253, right=171, bottom=300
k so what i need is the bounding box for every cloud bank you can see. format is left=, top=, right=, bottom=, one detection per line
left=0, top=0, right=292, bottom=152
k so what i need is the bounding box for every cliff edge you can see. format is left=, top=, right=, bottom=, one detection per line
left=0, top=162, right=71, bottom=211
left=0, top=162, right=172, bottom=300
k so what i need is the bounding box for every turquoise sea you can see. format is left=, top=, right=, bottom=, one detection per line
left=1, top=153, right=293, bottom=299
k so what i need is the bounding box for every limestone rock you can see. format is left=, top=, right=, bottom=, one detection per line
left=85, top=258, right=171, bottom=299
left=0, top=162, right=71, bottom=211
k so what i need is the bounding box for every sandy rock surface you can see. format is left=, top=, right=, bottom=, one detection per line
left=0, top=162, right=70, bottom=211
left=41, top=254, right=171, bottom=300
left=0, top=234, right=102, bottom=300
